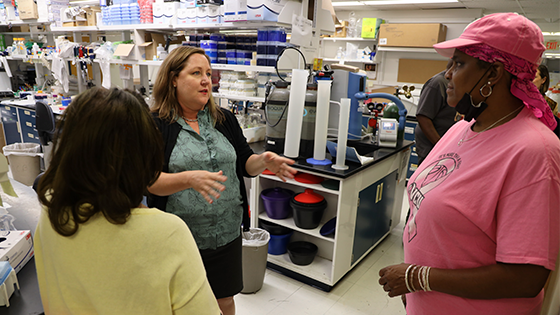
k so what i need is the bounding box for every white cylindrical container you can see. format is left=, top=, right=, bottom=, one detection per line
left=313, top=80, right=332, bottom=161
left=283, top=69, right=309, bottom=158
left=332, top=98, right=351, bottom=170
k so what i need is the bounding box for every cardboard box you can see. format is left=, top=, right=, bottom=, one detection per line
left=0, top=230, right=34, bottom=274
left=140, top=33, right=166, bottom=61
left=334, top=21, right=348, bottom=38
left=63, top=20, right=87, bottom=27
left=17, top=0, right=39, bottom=20
left=84, top=6, right=101, bottom=26
left=378, top=23, right=447, bottom=48
left=10, top=25, right=30, bottom=32
left=397, top=59, right=449, bottom=84
left=223, top=0, right=237, bottom=22
left=140, top=33, right=185, bottom=60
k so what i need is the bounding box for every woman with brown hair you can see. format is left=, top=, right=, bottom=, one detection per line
left=534, top=64, right=558, bottom=116
left=34, top=87, right=220, bottom=314
left=148, top=46, right=296, bottom=315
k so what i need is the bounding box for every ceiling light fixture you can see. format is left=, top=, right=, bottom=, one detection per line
left=361, top=0, right=458, bottom=5
left=331, top=1, right=364, bottom=6
left=543, top=32, right=560, bottom=36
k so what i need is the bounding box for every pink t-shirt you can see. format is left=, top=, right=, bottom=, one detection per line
left=404, top=107, right=560, bottom=315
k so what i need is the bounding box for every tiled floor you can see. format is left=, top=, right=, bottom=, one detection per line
left=236, top=194, right=409, bottom=315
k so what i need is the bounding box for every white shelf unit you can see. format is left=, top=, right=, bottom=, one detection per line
left=319, top=37, right=376, bottom=64
left=322, top=58, right=375, bottom=64
left=377, top=46, right=437, bottom=53
left=213, top=93, right=265, bottom=103
left=250, top=147, right=411, bottom=290
left=321, top=37, right=376, bottom=41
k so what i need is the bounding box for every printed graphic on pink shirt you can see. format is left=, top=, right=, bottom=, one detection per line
left=407, top=153, right=462, bottom=242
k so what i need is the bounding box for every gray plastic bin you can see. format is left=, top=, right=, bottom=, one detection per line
left=2, top=143, right=42, bottom=186
left=241, top=227, right=270, bottom=293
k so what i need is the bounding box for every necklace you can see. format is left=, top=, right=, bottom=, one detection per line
left=457, top=105, right=524, bottom=146
left=183, top=116, right=198, bottom=123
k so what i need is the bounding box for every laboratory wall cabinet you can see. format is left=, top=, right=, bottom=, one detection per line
left=249, top=141, right=413, bottom=291
left=0, top=102, right=40, bottom=145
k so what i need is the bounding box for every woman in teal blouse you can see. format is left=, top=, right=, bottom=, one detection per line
left=148, top=46, right=296, bottom=315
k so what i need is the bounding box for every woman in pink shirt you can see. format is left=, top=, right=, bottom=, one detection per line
left=379, top=13, right=560, bottom=315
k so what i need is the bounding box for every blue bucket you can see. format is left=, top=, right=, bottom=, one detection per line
left=268, top=231, right=293, bottom=255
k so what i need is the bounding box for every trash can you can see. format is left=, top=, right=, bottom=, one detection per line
left=2, top=143, right=42, bottom=186
left=241, top=228, right=270, bottom=294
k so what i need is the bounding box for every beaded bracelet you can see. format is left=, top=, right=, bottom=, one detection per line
left=404, top=264, right=415, bottom=293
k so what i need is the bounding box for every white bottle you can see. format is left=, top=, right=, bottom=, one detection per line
left=32, top=43, right=40, bottom=56
left=156, top=44, right=165, bottom=60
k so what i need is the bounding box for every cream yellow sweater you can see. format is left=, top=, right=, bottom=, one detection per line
left=34, top=207, right=220, bottom=315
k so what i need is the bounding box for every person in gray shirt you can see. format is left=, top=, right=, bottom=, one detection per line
left=414, top=60, right=456, bottom=165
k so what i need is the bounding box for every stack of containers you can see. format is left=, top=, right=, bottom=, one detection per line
left=225, top=35, right=236, bottom=64
left=103, top=0, right=141, bottom=25
left=235, top=79, right=257, bottom=96
left=238, top=35, right=257, bottom=65
left=256, top=28, right=287, bottom=66
left=138, top=0, right=154, bottom=23
left=122, top=3, right=141, bottom=24
left=200, top=35, right=217, bottom=64
left=210, top=33, right=226, bottom=64
left=219, top=72, right=257, bottom=96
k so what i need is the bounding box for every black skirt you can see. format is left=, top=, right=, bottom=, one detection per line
left=199, top=235, right=243, bottom=299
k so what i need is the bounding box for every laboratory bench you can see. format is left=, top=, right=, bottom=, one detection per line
left=249, top=139, right=413, bottom=291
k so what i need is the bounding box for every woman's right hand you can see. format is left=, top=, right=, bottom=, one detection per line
left=187, top=170, right=227, bottom=204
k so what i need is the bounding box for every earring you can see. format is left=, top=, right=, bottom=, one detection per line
left=480, top=81, right=492, bottom=98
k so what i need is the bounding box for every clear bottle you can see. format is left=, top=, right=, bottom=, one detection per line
left=17, top=38, right=25, bottom=55
left=336, top=47, right=344, bottom=59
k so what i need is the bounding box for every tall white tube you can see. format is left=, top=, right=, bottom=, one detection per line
left=313, top=80, right=332, bottom=160
left=283, top=69, right=309, bottom=158
left=332, top=98, right=350, bottom=170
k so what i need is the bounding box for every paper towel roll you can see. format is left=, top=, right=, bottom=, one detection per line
left=313, top=80, right=332, bottom=161
left=283, top=69, right=309, bottom=158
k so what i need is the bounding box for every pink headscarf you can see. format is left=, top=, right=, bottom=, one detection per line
left=458, top=44, right=556, bottom=130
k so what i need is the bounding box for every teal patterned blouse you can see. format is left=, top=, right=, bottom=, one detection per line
left=166, top=108, right=243, bottom=250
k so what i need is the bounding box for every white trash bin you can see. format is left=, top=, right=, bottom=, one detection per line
left=241, top=228, right=270, bottom=294
left=2, top=143, right=42, bottom=186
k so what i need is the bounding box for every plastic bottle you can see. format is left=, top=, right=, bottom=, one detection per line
left=336, top=47, right=344, bottom=59
left=156, top=43, right=165, bottom=60
left=17, top=38, right=25, bottom=55
left=32, top=42, right=40, bottom=56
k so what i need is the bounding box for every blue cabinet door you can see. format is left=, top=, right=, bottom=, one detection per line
left=1, top=105, right=21, bottom=144
left=17, top=108, right=39, bottom=144
left=352, top=170, right=398, bottom=265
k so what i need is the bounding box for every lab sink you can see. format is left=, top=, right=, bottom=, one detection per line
left=347, top=140, right=380, bottom=157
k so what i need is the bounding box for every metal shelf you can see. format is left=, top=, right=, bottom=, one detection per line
left=322, top=37, right=376, bottom=41
left=377, top=46, right=436, bottom=53
left=50, top=26, right=100, bottom=32
left=322, top=58, right=375, bottom=64
left=213, top=93, right=264, bottom=102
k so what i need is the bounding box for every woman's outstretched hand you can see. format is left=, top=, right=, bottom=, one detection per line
left=188, top=170, right=227, bottom=204
left=261, top=151, right=297, bottom=182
